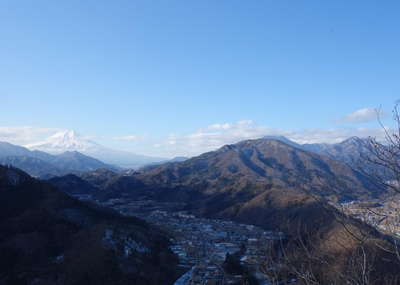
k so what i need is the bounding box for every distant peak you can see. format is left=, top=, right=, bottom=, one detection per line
left=341, top=136, right=364, bottom=144
left=261, top=136, right=301, bottom=148
left=51, top=130, right=79, bottom=139
left=25, top=129, right=100, bottom=154
left=218, top=144, right=237, bottom=152
left=262, top=135, right=289, bottom=140
left=347, top=136, right=360, bottom=141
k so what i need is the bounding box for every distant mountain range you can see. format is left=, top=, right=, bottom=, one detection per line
left=48, top=137, right=384, bottom=222
left=49, top=136, right=381, bottom=202
left=3, top=134, right=398, bottom=284
left=137, top=138, right=381, bottom=203
left=0, top=141, right=117, bottom=177
left=46, top=137, right=398, bottom=284
left=48, top=138, right=384, bottom=250
left=25, top=130, right=167, bottom=168
left=36, top=130, right=368, bottom=169
left=263, top=135, right=371, bottom=166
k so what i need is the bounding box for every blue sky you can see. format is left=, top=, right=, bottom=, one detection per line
left=0, top=1, right=399, bottom=157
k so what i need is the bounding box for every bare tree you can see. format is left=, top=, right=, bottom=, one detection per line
left=256, top=105, right=400, bottom=285
left=358, top=104, right=400, bottom=194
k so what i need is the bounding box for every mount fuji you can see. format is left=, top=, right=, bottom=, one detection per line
left=26, top=130, right=99, bottom=153
left=25, top=130, right=166, bottom=168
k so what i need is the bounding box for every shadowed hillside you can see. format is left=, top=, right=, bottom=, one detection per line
left=46, top=139, right=400, bottom=284
left=139, top=139, right=382, bottom=202
left=0, top=165, right=180, bottom=285
left=129, top=139, right=399, bottom=284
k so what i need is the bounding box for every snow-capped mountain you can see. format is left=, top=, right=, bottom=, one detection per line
left=0, top=140, right=117, bottom=177
left=25, top=130, right=100, bottom=153
left=25, top=130, right=166, bottom=168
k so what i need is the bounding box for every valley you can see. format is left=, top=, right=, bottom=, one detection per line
left=42, top=136, right=400, bottom=284
left=2, top=136, right=400, bottom=284
left=95, top=197, right=284, bottom=285
left=337, top=198, right=400, bottom=236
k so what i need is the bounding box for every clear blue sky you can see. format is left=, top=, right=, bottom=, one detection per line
left=1, top=1, right=399, bottom=156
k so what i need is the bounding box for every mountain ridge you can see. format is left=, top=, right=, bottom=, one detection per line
left=136, top=138, right=381, bottom=202
left=263, top=135, right=372, bottom=166
left=25, top=130, right=167, bottom=168
left=0, top=141, right=118, bottom=177
left=51, top=137, right=399, bottom=284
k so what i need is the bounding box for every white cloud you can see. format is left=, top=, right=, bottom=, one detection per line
left=0, top=126, right=61, bottom=145
left=114, top=135, right=143, bottom=141
left=288, top=127, right=386, bottom=144
left=0, top=123, right=387, bottom=158
left=150, top=121, right=387, bottom=157
left=208, top=123, right=231, bottom=130
left=338, top=108, right=380, bottom=123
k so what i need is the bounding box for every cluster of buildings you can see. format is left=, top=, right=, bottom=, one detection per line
left=144, top=210, right=281, bottom=285
left=99, top=198, right=283, bottom=284
left=337, top=199, right=400, bottom=236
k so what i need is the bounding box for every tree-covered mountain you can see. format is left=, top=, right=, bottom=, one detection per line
left=263, top=136, right=373, bottom=166
left=301, top=136, right=372, bottom=165
left=0, top=165, right=180, bottom=284
left=0, top=156, right=64, bottom=177
left=0, top=141, right=53, bottom=160
left=52, top=138, right=383, bottom=206
left=46, top=138, right=400, bottom=283
left=48, top=174, right=100, bottom=196
left=52, top=138, right=400, bottom=284
left=138, top=138, right=381, bottom=202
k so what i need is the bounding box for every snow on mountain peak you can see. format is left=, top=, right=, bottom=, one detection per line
left=24, top=130, right=166, bottom=167
left=25, top=130, right=100, bottom=154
